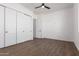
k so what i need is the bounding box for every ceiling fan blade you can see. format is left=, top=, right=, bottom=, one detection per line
left=35, top=3, right=45, bottom=9
left=35, top=5, right=42, bottom=9
left=44, top=6, right=50, bottom=9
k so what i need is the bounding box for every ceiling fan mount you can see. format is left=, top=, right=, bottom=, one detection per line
left=35, top=3, right=50, bottom=9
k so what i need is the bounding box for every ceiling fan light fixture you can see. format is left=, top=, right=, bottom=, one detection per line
left=42, top=6, right=44, bottom=8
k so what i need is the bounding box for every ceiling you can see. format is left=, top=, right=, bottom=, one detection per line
left=21, top=3, right=73, bottom=15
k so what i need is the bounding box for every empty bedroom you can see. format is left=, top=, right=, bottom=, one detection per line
left=0, top=3, right=79, bottom=56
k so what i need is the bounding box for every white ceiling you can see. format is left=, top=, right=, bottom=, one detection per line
left=21, top=3, right=73, bottom=15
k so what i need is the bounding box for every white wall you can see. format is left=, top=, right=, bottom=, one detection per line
left=36, top=7, right=74, bottom=42
left=73, top=4, right=79, bottom=50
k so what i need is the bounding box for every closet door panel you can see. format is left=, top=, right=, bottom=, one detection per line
left=23, top=16, right=33, bottom=41
left=0, top=6, right=4, bottom=48
left=17, top=12, right=24, bottom=43
left=5, top=8, right=16, bottom=47
left=17, top=12, right=33, bottom=43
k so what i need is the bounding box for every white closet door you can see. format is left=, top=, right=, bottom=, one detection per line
left=17, top=12, right=33, bottom=43
left=17, top=12, right=23, bottom=43
left=23, top=15, right=33, bottom=41
left=5, top=8, right=16, bottom=47
left=0, top=6, right=4, bottom=48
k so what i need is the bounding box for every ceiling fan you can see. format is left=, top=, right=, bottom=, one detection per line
left=35, top=3, right=50, bottom=9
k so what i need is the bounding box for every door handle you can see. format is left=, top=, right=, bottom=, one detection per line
left=30, top=31, right=32, bottom=32
left=5, top=31, right=8, bottom=33
left=39, top=30, right=41, bottom=32
left=23, top=30, right=24, bottom=32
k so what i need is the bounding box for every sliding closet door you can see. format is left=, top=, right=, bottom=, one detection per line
left=5, top=8, right=16, bottom=47
left=17, top=12, right=33, bottom=43
left=0, top=6, right=4, bottom=48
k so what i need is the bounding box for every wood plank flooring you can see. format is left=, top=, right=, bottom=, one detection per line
left=0, top=38, right=79, bottom=56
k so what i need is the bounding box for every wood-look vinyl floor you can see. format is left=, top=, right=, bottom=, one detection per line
left=0, top=38, right=79, bottom=56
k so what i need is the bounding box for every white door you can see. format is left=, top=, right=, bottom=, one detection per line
left=33, top=19, right=36, bottom=38
left=17, top=12, right=24, bottom=43
left=23, top=15, right=33, bottom=41
left=17, top=12, right=33, bottom=43
left=36, top=19, right=42, bottom=38
left=0, top=6, right=4, bottom=48
left=5, top=8, right=16, bottom=47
